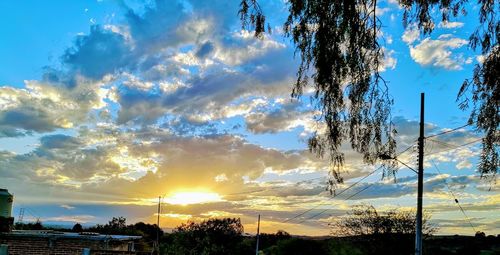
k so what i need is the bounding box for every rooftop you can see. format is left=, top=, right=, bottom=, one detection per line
left=1, top=230, right=141, bottom=241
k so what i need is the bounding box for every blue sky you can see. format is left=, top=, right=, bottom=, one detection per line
left=0, top=0, right=497, bottom=236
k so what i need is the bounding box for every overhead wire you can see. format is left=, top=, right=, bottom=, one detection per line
left=296, top=182, right=376, bottom=224
left=430, top=160, right=477, bottom=233
left=426, top=138, right=457, bottom=149
left=276, top=123, right=479, bottom=228
left=426, top=138, right=483, bottom=156
left=395, top=140, right=417, bottom=158
left=224, top=176, right=325, bottom=197
left=283, top=143, right=418, bottom=225
left=281, top=166, right=383, bottom=224
left=425, top=122, right=473, bottom=139
left=293, top=135, right=471, bottom=226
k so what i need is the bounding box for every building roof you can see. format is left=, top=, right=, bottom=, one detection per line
left=1, top=230, right=141, bottom=241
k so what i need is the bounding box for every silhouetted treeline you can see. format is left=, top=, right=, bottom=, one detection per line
left=12, top=214, right=500, bottom=254
left=157, top=216, right=499, bottom=255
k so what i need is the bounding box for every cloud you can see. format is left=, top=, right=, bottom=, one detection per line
left=63, top=26, right=133, bottom=80
left=0, top=134, right=123, bottom=184
left=379, top=48, right=397, bottom=72
left=438, top=21, right=464, bottom=29
left=0, top=126, right=333, bottom=203
left=245, top=100, right=317, bottom=134
left=1, top=0, right=298, bottom=135
left=409, top=34, right=468, bottom=70
left=195, top=41, right=215, bottom=58
left=60, top=204, right=76, bottom=210
left=40, top=134, right=81, bottom=149
left=0, top=76, right=111, bottom=137
left=43, top=215, right=95, bottom=223
left=402, top=24, right=420, bottom=44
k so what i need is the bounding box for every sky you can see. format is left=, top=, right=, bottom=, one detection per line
left=0, top=0, right=498, bottom=236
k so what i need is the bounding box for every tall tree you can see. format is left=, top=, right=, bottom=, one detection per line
left=239, top=0, right=499, bottom=186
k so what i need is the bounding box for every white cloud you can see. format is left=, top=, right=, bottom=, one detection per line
left=402, top=24, right=420, bottom=44
left=379, top=48, right=397, bottom=72
left=476, top=55, right=486, bottom=64
left=409, top=35, right=468, bottom=70
left=60, top=204, right=76, bottom=210
left=456, top=160, right=473, bottom=169
left=438, top=21, right=464, bottom=29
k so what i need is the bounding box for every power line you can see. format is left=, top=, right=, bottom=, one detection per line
left=430, top=160, right=477, bottom=233
left=281, top=166, right=383, bottom=224
left=425, top=122, right=473, bottom=139
left=426, top=138, right=483, bottom=156
left=297, top=182, right=375, bottom=224
left=224, top=176, right=326, bottom=197
left=393, top=158, right=418, bottom=174
left=426, top=138, right=457, bottom=149
left=396, top=141, right=417, bottom=158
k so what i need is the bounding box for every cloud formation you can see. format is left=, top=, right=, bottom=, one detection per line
left=409, top=34, right=468, bottom=70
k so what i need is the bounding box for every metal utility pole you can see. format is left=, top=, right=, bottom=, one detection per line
left=415, top=93, right=425, bottom=255
left=255, top=214, right=260, bottom=255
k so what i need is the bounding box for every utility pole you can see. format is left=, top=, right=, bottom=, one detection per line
left=255, top=214, right=260, bottom=255
left=415, top=93, right=425, bottom=255
left=156, top=196, right=161, bottom=254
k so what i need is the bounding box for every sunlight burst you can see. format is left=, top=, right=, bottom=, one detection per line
left=164, top=191, right=222, bottom=205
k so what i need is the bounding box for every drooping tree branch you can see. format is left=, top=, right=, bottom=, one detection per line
left=240, top=0, right=397, bottom=191
left=240, top=0, right=498, bottom=185
left=400, top=0, right=499, bottom=178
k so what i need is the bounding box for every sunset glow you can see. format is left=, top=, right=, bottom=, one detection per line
left=164, top=192, right=223, bottom=206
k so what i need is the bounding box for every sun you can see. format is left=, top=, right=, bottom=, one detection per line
left=164, top=191, right=222, bottom=206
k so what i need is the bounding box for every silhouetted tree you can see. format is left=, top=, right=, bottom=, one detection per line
left=14, top=221, right=44, bottom=230
left=475, top=231, right=486, bottom=238
left=108, top=216, right=127, bottom=229
left=132, top=221, right=163, bottom=241
left=330, top=205, right=436, bottom=237
left=239, top=0, right=499, bottom=187
left=164, top=218, right=244, bottom=255
left=32, top=220, right=43, bottom=230
left=86, top=217, right=162, bottom=242
left=72, top=223, right=83, bottom=232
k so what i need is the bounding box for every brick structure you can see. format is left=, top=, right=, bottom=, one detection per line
left=0, top=230, right=144, bottom=255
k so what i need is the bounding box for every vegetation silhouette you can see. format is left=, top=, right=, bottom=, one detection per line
left=11, top=216, right=499, bottom=254
left=71, top=222, right=83, bottom=232
left=161, top=218, right=247, bottom=255
left=330, top=205, right=436, bottom=236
